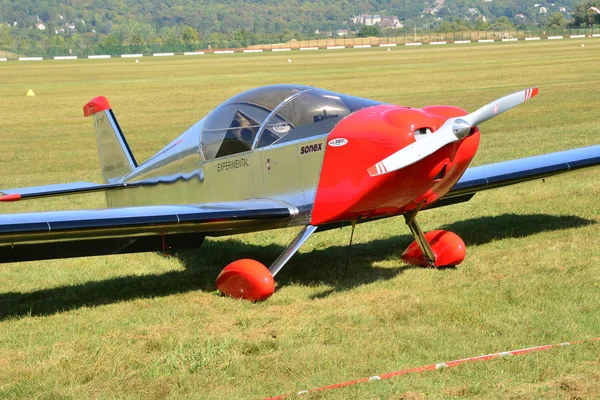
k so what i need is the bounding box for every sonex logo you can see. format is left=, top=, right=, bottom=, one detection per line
left=300, top=143, right=323, bottom=155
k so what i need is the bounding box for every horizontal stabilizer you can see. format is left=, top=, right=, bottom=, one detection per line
left=0, top=173, right=202, bottom=202
left=1, top=182, right=101, bottom=201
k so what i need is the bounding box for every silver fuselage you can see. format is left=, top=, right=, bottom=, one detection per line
left=109, top=122, right=327, bottom=228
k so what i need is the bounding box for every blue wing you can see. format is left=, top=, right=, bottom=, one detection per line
left=436, top=144, right=600, bottom=207
left=0, top=200, right=296, bottom=263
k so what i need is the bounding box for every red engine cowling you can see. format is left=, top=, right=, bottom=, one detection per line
left=311, top=104, right=480, bottom=226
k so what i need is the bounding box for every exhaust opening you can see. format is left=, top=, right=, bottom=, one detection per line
left=433, top=164, right=447, bottom=181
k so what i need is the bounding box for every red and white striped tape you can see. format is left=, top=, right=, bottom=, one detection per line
left=264, top=337, right=599, bottom=400
left=524, top=87, right=538, bottom=101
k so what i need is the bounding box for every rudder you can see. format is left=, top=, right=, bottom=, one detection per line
left=83, top=96, right=138, bottom=183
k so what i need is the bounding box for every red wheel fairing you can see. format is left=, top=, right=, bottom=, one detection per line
left=402, top=230, right=466, bottom=267
left=216, top=259, right=275, bottom=301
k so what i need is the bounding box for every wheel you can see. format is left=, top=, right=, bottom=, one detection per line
left=402, top=230, right=466, bottom=267
left=216, top=259, right=275, bottom=301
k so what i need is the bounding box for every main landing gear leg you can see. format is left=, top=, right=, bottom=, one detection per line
left=403, top=209, right=436, bottom=266
left=402, top=207, right=466, bottom=268
left=216, top=225, right=317, bottom=301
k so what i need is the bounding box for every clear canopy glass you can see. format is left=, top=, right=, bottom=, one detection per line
left=199, top=85, right=382, bottom=161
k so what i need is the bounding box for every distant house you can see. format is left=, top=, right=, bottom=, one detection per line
left=539, top=6, right=548, bottom=14
left=337, top=29, right=349, bottom=36
left=367, top=15, right=381, bottom=26
left=515, top=13, right=525, bottom=18
left=559, top=7, right=566, bottom=12
left=352, top=14, right=381, bottom=26
left=380, top=16, right=403, bottom=29
left=35, top=22, right=46, bottom=30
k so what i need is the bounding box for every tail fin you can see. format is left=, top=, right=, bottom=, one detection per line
left=83, top=97, right=138, bottom=183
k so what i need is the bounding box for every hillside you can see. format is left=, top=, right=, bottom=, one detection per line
left=0, top=0, right=597, bottom=54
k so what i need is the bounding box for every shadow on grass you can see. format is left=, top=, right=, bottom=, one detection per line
left=0, top=213, right=594, bottom=320
left=441, top=213, right=595, bottom=246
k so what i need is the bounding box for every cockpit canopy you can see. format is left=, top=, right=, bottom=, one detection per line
left=199, top=84, right=382, bottom=161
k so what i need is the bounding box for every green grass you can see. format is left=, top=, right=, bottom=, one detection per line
left=0, top=40, right=599, bottom=399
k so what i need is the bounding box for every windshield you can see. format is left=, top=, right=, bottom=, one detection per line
left=199, top=85, right=383, bottom=160
left=257, top=90, right=382, bottom=148
left=200, top=85, right=312, bottom=160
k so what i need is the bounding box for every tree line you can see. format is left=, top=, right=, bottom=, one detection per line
left=1, top=0, right=599, bottom=54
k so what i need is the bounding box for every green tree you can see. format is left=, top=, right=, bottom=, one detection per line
left=234, top=28, right=255, bottom=46
left=488, top=16, right=514, bottom=31
left=0, top=25, right=14, bottom=48
left=475, top=18, right=489, bottom=31
left=182, top=26, right=199, bottom=49
left=573, top=2, right=600, bottom=27
left=437, top=20, right=453, bottom=32
left=547, top=12, right=565, bottom=29
left=75, top=20, right=86, bottom=34
left=358, top=25, right=380, bottom=37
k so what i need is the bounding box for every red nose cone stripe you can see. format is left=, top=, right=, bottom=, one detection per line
left=83, top=96, right=111, bottom=117
left=0, top=193, right=22, bottom=202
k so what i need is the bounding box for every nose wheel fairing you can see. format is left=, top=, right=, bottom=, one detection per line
left=402, top=205, right=466, bottom=268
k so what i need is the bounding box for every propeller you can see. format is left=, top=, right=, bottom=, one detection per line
left=367, top=87, right=538, bottom=177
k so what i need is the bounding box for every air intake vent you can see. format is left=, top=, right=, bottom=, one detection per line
left=433, top=164, right=447, bottom=181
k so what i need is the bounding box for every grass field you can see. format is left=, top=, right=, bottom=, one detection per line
left=0, top=40, right=599, bottom=399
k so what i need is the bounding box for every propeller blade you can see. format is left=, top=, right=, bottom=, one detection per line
left=367, top=87, right=538, bottom=177
left=367, top=123, right=457, bottom=176
left=463, top=87, right=538, bottom=127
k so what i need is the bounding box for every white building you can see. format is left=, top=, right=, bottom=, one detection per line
left=352, top=14, right=381, bottom=26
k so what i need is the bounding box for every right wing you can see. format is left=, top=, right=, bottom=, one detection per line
left=433, top=144, right=600, bottom=208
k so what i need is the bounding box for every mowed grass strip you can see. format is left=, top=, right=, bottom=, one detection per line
left=0, top=40, right=599, bottom=399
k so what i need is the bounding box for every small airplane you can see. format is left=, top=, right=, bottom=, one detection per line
left=1, top=85, right=599, bottom=301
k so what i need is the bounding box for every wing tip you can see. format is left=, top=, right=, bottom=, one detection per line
left=0, top=194, right=22, bottom=202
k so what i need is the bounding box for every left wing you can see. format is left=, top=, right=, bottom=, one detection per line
left=0, top=200, right=297, bottom=263
left=434, top=144, right=600, bottom=207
